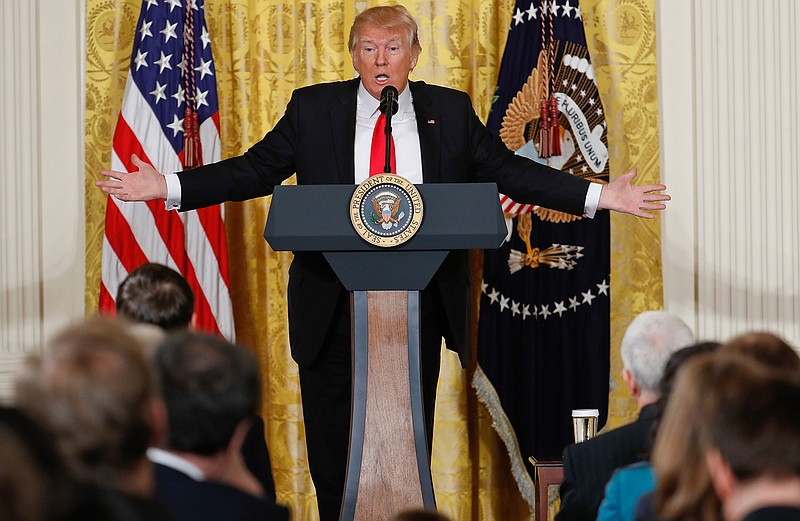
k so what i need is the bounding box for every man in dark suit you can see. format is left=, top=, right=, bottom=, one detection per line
left=116, top=262, right=277, bottom=501
left=556, top=311, right=694, bottom=521
left=149, top=331, right=289, bottom=521
left=98, top=5, right=670, bottom=519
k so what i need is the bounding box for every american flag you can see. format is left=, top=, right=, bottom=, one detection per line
left=99, top=0, right=234, bottom=339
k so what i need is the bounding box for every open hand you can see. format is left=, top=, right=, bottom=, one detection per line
left=96, top=154, right=167, bottom=201
left=597, top=167, right=670, bottom=218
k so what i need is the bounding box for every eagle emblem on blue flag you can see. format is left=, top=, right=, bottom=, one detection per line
left=476, top=1, right=612, bottom=513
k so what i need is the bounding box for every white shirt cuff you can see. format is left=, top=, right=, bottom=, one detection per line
left=584, top=182, right=602, bottom=219
left=164, top=173, right=182, bottom=211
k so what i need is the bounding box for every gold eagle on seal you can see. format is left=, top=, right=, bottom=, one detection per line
left=371, top=193, right=402, bottom=228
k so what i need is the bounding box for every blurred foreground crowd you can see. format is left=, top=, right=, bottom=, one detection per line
left=1, top=263, right=797, bottom=521
left=556, top=311, right=800, bottom=521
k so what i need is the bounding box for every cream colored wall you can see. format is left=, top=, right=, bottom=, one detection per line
left=659, top=0, right=800, bottom=347
left=0, top=0, right=85, bottom=400
left=657, top=0, right=697, bottom=333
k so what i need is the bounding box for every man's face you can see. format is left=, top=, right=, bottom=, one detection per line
left=350, top=25, right=419, bottom=101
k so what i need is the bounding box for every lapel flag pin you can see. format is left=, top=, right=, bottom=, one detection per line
left=427, top=119, right=435, bottom=124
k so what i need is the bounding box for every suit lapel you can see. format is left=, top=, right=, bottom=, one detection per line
left=329, top=79, right=359, bottom=184
left=410, top=81, right=441, bottom=183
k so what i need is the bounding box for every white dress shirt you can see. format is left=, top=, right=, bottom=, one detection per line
left=354, top=83, right=423, bottom=183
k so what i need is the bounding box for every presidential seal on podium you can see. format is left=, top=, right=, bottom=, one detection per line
left=350, top=174, right=424, bottom=248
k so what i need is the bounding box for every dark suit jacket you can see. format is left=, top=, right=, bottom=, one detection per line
left=153, top=463, right=290, bottom=521
left=556, top=405, right=657, bottom=521
left=241, top=415, right=276, bottom=501
left=64, top=484, right=173, bottom=521
left=178, top=78, right=591, bottom=368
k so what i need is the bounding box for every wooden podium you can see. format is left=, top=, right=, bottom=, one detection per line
left=265, top=183, right=506, bottom=521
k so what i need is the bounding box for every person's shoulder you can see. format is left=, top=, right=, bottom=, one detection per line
left=293, top=79, right=359, bottom=99
left=616, top=460, right=653, bottom=474
left=156, top=476, right=289, bottom=521
left=564, top=420, right=642, bottom=459
left=409, top=80, right=471, bottom=103
left=76, top=486, right=173, bottom=521
left=153, top=461, right=190, bottom=483
left=568, top=427, right=622, bottom=453
left=596, top=417, right=647, bottom=442
left=609, top=461, right=654, bottom=486
left=197, top=480, right=290, bottom=520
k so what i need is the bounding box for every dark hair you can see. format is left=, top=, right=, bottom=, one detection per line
left=393, top=509, right=451, bottom=521
left=116, top=262, right=194, bottom=331
left=0, top=406, right=67, bottom=521
left=155, top=331, right=260, bottom=455
left=648, top=341, right=722, bottom=446
left=702, top=353, right=800, bottom=480
left=721, top=331, right=800, bottom=371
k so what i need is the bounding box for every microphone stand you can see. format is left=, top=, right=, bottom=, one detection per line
left=384, top=108, right=393, bottom=174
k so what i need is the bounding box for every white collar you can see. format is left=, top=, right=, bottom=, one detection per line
left=147, top=447, right=205, bottom=481
left=357, top=81, right=413, bottom=118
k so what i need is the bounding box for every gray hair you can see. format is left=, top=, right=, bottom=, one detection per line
left=620, top=310, right=695, bottom=395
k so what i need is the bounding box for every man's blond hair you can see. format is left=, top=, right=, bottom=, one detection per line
left=348, top=4, right=422, bottom=56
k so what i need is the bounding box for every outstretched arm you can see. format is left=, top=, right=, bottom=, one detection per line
left=96, top=154, right=167, bottom=202
left=597, top=167, right=670, bottom=218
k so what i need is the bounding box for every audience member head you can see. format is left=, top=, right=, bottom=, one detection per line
left=154, top=331, right=260, bottom=457
left=658, top=341, right=722, bottom=396
left=620, top=310, right=694, bottom=407
left=652, top=351, right=723, bottom=521
left=721, top=331, right=800, bottom=371
left=0, top=406, right=70, bottom=521
left=652, top=342, right=800, bottom=521
left=116, top=262, right=194, bottom=331
left=700, top=354, right=800, bottom=520
left=392, top=509, right=452, bottom=521
left=652, top=340, right=722, bottom=423
left=125, top=322, right=168, bottom=359
left=14, top=317, right=163, bottom=495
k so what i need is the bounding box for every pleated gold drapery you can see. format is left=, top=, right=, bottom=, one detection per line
left=581, top=0, right=665, bottom=430
left=84, top=1, right=662, bottom=519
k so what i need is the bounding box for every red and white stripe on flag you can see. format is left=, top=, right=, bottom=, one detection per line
left=499, top=194, right=535, bottom=216
left=99, top=0, right=234, bottom=339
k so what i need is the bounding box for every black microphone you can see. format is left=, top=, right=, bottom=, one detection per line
left=379, top=86, right=398, bottom=173
left=379, top=85, right=399, bottom=116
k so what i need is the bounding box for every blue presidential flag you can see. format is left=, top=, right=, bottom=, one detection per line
left=474, top=0, right=610, bottom=509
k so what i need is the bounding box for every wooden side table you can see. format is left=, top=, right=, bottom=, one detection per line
left=529, top=458, right=564, bottom=521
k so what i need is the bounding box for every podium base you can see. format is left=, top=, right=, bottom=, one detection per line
left=340, top=290, right=435, bottom=521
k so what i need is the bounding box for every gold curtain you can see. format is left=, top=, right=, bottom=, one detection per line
left=581, top=0, right=664, bottom=430
left=84, top=0, right=661, bottom=518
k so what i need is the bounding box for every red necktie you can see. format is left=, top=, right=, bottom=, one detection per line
left=369, top=113, right=396, bottom=176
